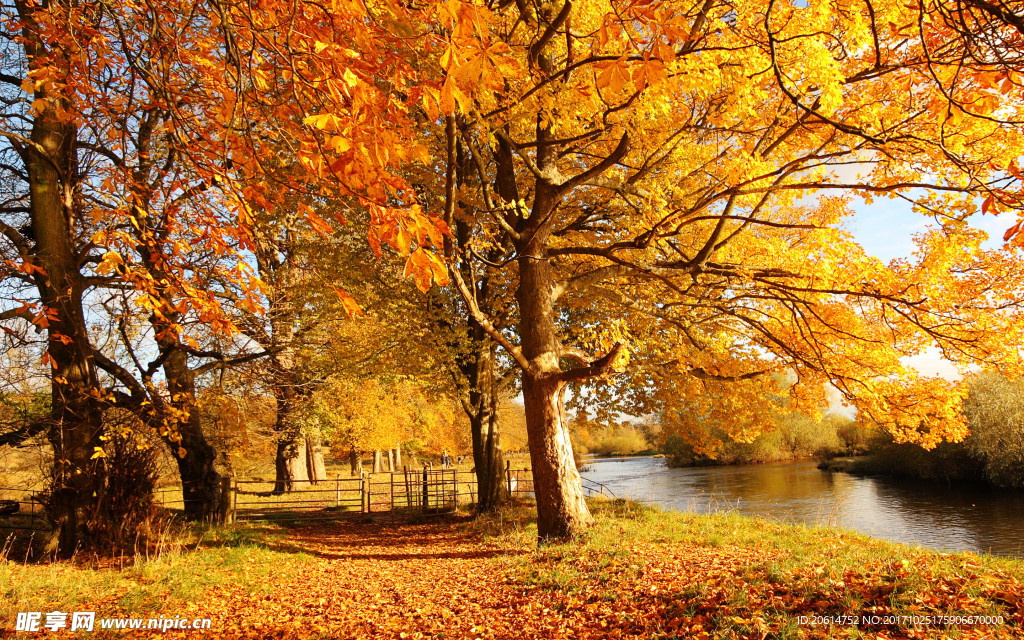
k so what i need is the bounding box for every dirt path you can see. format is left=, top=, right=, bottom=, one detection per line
left=187, top=517, right=533, bottom=639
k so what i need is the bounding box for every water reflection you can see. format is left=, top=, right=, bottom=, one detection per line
left=580, top=457, right=1024, bottom=556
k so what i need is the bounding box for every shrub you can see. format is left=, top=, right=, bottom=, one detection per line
left=662, top=411, right=850, bottom=467
left=964, top=372, right=1024, bottom=488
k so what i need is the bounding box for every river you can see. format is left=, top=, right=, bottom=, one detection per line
left=579, top=456, right=1024, bottom=557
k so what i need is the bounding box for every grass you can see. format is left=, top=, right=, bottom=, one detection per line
left=1, top=497, right=1021, bottom=638
left=0, top=522, right=312, bottom=626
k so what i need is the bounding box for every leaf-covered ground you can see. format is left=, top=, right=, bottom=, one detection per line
left=2, top=501, right=1023, bottom=639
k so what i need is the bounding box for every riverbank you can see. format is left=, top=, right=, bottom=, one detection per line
left=819, top=452, right=999, bottom=489
left=2, top=499, right=1022, bottom=638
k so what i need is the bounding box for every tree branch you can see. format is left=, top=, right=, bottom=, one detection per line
left=558, top=342, right=622, bottom=382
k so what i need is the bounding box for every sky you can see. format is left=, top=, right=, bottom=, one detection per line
left=844, top=194, right=1018, bottom=380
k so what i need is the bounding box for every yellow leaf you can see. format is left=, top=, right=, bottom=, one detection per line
left=328, top=136, right=353, bottom=154
left=439, top=78, right=457, bottom=115
left=397, top=226, right=412, bottom=254
left=95, top=251, right=123, bottom=276
left=426, top=250, right=450, bottom=287
left=332, top=287, right=363, bottom=318
left=303, top=113, right=340, bottom=132
left=91, top=447, right=107, bottom=459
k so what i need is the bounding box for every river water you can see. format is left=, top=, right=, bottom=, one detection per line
left=579, top=456, right=1024, bottom=557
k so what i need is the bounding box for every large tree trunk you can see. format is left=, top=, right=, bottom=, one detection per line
left=372, top=449, right=383, bottom=473
left=270, top=310, right=307, bottom=493
left=271, top=377, right=308, bottom=493
left=172, top=413, right=222, bottom=521
left=394, top=446, right=402, bottom=469
left=305, top=429, right=327, bottom=484
left=17, top=0, right=107, bottom=554
left=274, top=436, right=308, bottom=493
left=521, top=373, right=590, bottom=540
left=387, top=448, right=395, bottom=472
left=516, top=196, right=593, bottom=541
left=272, top=351, right=307, bottom=494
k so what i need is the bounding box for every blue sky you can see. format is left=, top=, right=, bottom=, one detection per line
left=841, top=195, right=1018, bottom=385
left=845, top=195, right=1017, bottom=264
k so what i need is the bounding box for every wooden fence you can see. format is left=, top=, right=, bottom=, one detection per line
left=0, top=465, right=615, bottom=530
left=0, top=487, right=47, bottom=533
left=229, top=464, right=613, bottom=522
left=232, top=466, right=499, bottom=521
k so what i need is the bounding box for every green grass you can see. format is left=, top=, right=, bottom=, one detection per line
left=0, top=522, right=311, bottom=623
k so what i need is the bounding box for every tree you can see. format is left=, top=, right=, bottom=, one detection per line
left=1, top=0, right=436, bottom=548
left=1, top=0, right=124, bottom=551
left=381, top=0, right=1024, bottom=541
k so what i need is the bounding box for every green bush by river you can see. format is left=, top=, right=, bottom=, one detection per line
left=831, top=372, right=1024, bottom=490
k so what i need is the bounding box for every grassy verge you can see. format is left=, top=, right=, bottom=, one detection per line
left=0, top=522, right=311, bottom=625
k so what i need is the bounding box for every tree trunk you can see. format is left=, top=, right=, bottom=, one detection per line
left=17, top=0, right=107, bottom=554
left=172, top=415, right=222, bottom=521
left=387, top=448, right=396, bottom=472
left=270, top=305, right=307, bottom=493
left=394, top=446, right=402, bottom=468
left=271, top=354, right=307, bottom=493
left=372, top=449, right=383, bottom=473
left=349, top=448, right=360, bottom=476
left=274, top=435, right=308, bottom=493
left=467, top=343, right=506, bottom=512
left=305, top=429, right=327, bottom=484
left=157, top=336, right=223, bottom=519
left=472, top=408, right=506, bottom=512
left=516, top=201, right=593, bottom=541
left=450, top=213, right=509, bottom=513
left=521, top=373, right=590, bottom=540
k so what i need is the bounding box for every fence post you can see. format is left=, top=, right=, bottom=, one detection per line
left=454, top=470, right=459, bottom=508
left=335, top=474, right=341, bottom=507
left=506, top=460, right=512, bottom=496
left=360, top=470, right=368, bottom=513
left=404, top=466, right=411, bottom=508
left=389, top=471, right=394, bottom=511
left=422, top=466, right=429, bottom=511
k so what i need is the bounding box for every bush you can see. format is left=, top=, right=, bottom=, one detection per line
left=570, top=419, right=653, bottom=457
left=847, top=439, right=984, bottom=484
left=587, top=430, right=650, bottom=457
left=662, top=411, right=851, bottom=467
left=40, top=414, right=161, bottom=554
left=847, top=372, right=1024, bottom=488
left=95, top=428, right=160, bottom=550
left=964, top=372, right=1024, bottom=488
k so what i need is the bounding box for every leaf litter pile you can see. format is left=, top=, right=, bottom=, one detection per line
left=5, top=508, right=1024, bottom=640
